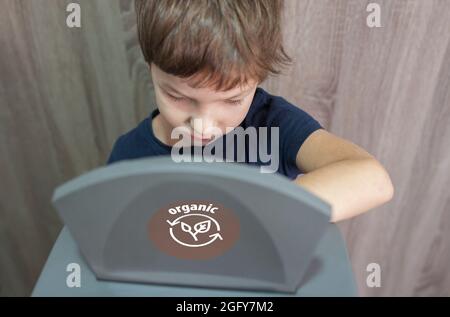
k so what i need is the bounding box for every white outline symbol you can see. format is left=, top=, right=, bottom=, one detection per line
left=166, top=213, right=223, bottom=248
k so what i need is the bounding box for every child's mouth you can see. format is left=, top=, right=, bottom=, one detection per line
left=190, top=133, right=211, bottom=143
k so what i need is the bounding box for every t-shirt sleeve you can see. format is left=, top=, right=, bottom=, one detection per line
left=272, top=101, right=323, bottom=176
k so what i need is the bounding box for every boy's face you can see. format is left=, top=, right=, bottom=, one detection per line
left=150, top=63, right=258, bottom=146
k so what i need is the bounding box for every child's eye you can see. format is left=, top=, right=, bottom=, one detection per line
left=166, top=91, right=241, bottom=106
left=166, top=93, right=184, bottom=102
left=226, top=99, right=242, bottom=106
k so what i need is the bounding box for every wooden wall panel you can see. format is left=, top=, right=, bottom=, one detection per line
left=0, top=0, right=152, bottom=296
left=264, top=0, right=450, bottom=296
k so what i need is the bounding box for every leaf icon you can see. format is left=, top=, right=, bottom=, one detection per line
left=181, top=222, right=192, bottom=233
left=194, top=220, right=211, bottom=234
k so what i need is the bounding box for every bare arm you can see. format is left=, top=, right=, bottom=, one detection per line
left=294, top=129, right=394, bottom=222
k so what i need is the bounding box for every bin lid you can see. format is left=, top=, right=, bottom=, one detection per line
left=52, top=155, right=331, bottom=293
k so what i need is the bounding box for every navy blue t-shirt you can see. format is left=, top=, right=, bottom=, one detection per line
left=107, top=87, right=323, bottom=179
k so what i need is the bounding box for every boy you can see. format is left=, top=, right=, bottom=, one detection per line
left=108, top=0, right=394, bottom=222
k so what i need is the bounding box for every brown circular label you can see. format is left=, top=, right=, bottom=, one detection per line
left=148, top=200, right=240, bottom=260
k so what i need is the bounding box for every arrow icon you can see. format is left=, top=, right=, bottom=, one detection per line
left=209, top=233, right=223, bottom=240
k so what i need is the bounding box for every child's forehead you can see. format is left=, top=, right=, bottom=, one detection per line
left=178, top=79, right=255, bottom=95
left=151, top=63, right=257, bottom=94
left=158, top=80, right=255, bottom=103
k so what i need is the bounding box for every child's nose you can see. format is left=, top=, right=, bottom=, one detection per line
left=190, top=117, right=217, bottom=137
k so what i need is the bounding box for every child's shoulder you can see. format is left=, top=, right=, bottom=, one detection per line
left=114, top=118, right=148, bottom=146
left=248, top=87, right=320, bottom=128
left=107, top=118, right=151, bottom=164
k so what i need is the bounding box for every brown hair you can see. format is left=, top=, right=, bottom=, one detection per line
left=135, top=0, right=292, bottom=91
